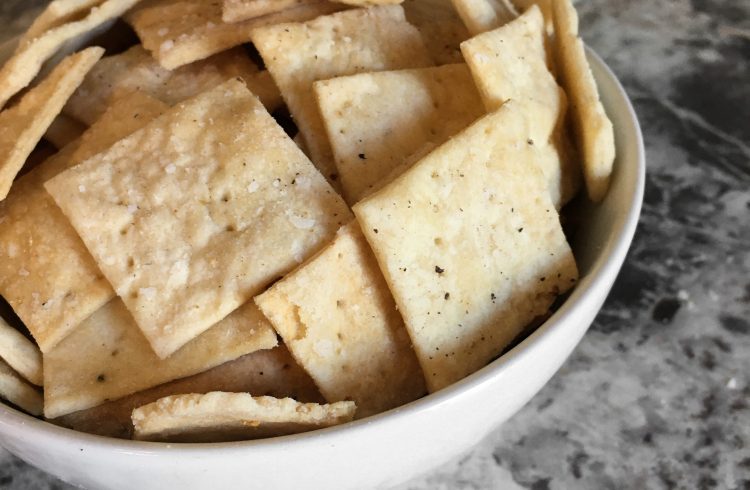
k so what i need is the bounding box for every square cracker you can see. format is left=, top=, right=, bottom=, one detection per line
left=0, top=358, right=42, bottom=415
left=132, top=392, right=356, bottom=442
left=0, top=317, right=42, bottom=386
left=0, top=92, right=168, bottom=353
left=0, top=47, right=102, bottom=200
left=64, top=45, right=282, bottom=126
left=52, top=345, right=324, bottom=439
left=402, top=0, right=470, bottom=65
left=552, top=0, right=615, bottom=202
left=353, top=101, right=579, bottom=392
left=126, top=0, right=344, bottom=70
left=450, top=0, right=518, bottom=35
left=0, top=0, right=143, bottom=109
left=45, top=79, right=352, bottom=359
left=43, top=300, right=278, bottom=419
left=222, top=0, right=323, bottom=23
left=256, top=222, right=425, bottom=418
left=314, top=64, right=484, bottom=204
left=460, top=6, right=580, bottom=207
left=251, top=5, right=433, bottom=182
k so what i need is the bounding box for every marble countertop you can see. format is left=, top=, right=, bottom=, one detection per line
left=1, top=0, right=748, bottom=488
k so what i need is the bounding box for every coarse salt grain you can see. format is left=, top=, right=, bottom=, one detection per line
left=247, top=181, right=260, bottom=193
left=78, top=185, right=86, bottom=193
left=139, top=287, right=157, bottom=300
left=157, top=27, right=169, bottom=36
left=160, top=40, right=174, bottom=52
left=165, top=164, right=176, bottom=174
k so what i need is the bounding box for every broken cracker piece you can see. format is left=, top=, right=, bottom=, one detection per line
left=0, top=47, right=103, bottom=200
left=251, top=5, right=433, bottom=183
left=52, top=345, right=324, bottom=439
left=43, top=300, right=278, bottom=419
left=354, top=101, right=578, bottom=392
left=132, top=392, right=356, bottom=442
left=45, top=79, right=351, bottom=358
left=256, top=222, right=425, bottom=418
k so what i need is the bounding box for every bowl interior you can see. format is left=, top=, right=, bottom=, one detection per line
left=0, top=47, right=644, bottom=456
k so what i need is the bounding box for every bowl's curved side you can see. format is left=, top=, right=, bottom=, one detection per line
left=0, top=50, right=644, bottom=490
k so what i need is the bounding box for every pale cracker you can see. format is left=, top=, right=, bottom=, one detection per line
left=256, top=222, right=425, bottom=417
left=251, top=5, right=433, bottom=182
left=19, top=0, right=104, bottom=46
left=222, top=0, right=322, bottom=23
left=132, top=392, right=356, bottom=442
left=0, top=93, right=168, bottom=353
left=0, top=317, right=42, bottom=386
left=334, top=0, right=402, bottom=5
left=45, top=80, right=352, bottom=358
left=552, top=0, right=615, bottom=202
left=0, top=47, right=102, bottom=200
left=64, top=44, right=283, bottom=125
left=52, top=345, right=324, bottom=438
left=314, top=64, right=484, bottom=204
left=460, top=6, right=580, bottom=207
left=353, top=101, right=579, bottom=392
left=0, top=0, right=144, bottom=109
left=450, top=0, right=518, bottom=35
left=44, top=113, right=86, bottom=149
left=44, top=300, right=278, bottom=419
left=0, top=358, right=42, bottom=415
left=126, top=0, right=344, bottom=70
left=403, top=0, right=470, bottom=64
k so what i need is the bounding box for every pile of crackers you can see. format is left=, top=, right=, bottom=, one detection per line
left=0, top=0, right=614, bottom=443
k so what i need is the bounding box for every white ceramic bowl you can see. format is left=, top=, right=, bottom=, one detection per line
left=0, top=49, right=644, bottom=490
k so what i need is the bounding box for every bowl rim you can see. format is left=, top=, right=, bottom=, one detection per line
left=0, top=47, right=645, bottom=454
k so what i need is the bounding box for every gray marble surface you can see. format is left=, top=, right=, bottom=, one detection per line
left=1, top=0, right=749, bottom=488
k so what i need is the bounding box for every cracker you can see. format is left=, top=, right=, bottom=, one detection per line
left=132, top=392, right=356, bottom=442
left=52, top=345, right=324, bottom=438
left=256, top=222, right=425, bottom=417
left=44, top=113, right=86, bottom=149
left=460, top=6, right=579, bottom=207
left=64, top=44, right=283, bottom=125
left=45, top=80, right=352, bottom=358
left=126, top=0, right=344, bottom=70
left=511, top=0, right=552, bottom=32
left=0, top=358, right=42, bottom=415
left=0, top=47, right=102, bottom=201
left=450, top=0, right=518, bottom=35
left=0, top=317, right=42, bottom=386
left=222, top=0, right=322, bottom=23
left=0, top=93, right=168, bottom=353
left=0, top=0, right=144, bottom=109
left=403, top=0, right=470, bottom=65
left=334, top=0, right=402, bottom=5
left=552, top=0, right=615, bottom=202
left=314, top=64, right=484, bottom=204
left=251, top=5, right=433, bottom=182
left=353, top=102, right=579, bottom=392
left=44, top=300, right=278, bottom=419
left=19, top=0, right=104, bottom=46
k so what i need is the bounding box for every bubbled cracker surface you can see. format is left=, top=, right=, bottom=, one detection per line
left=354, top=102, right=578, bottom=392
left=256, top=222, right=426, bottom=417
left=45, top=79, right=351, bottom=358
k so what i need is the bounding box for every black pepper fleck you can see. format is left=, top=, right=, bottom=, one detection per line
left=435, top=265, right=445, bottom=274
left=444, top=292, right=450, bottom=300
